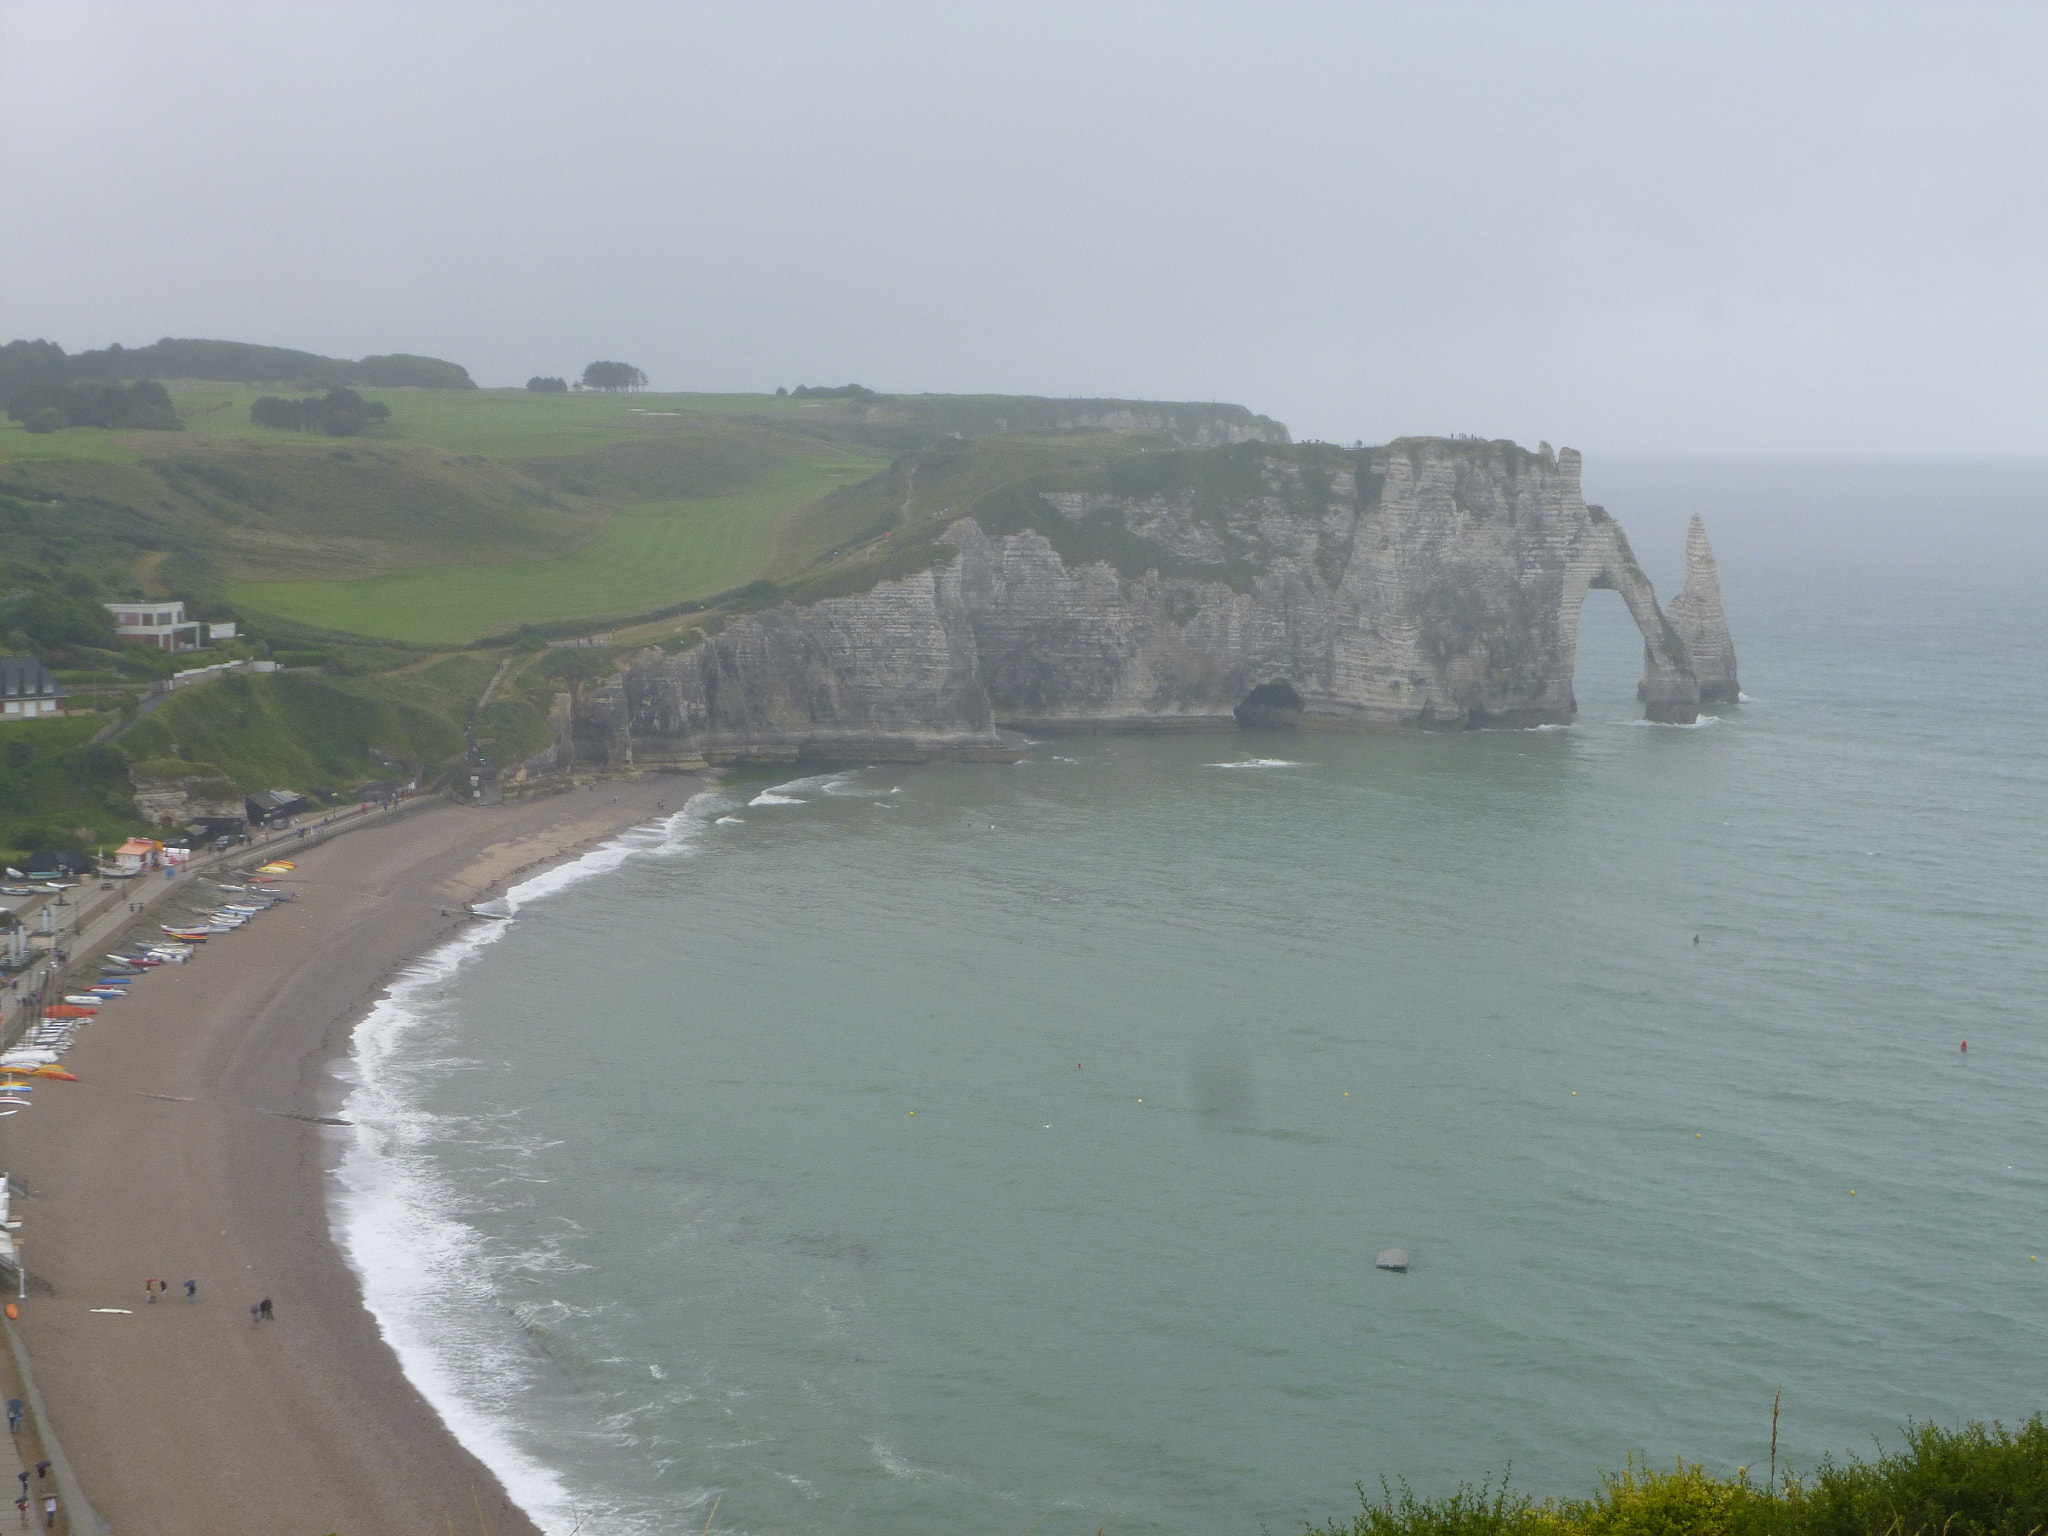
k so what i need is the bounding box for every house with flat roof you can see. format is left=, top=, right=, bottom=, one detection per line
left=105, top=600, right=205, bottom=652
left=0, top=657, right=65, bottom=717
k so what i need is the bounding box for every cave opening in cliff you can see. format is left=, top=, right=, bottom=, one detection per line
left=1234, top=680, right=1305, bottom=729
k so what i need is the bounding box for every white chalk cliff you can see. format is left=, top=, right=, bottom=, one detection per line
left=587, top=437, right=1736, bottom=765
left=1665, top=514, right=1740, bottom=704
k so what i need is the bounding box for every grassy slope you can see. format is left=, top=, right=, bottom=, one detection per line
left=116, top=663, right=481, bottom=797
left=0, top=717, right=139, bottom=855
left=6, top=384, right=1286, bottom=646
left=232, top=447, right=879, bottom=642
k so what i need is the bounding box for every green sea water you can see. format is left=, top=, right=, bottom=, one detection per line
left=336, top=461, right=2048, bottom=1536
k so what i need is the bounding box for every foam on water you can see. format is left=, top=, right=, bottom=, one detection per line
left=327, top=551, right=2048, bottom=1536
left=333, top=792, right=726, bottom=1535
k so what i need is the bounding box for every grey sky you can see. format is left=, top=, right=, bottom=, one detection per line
left=4, top=0, right=2044, bottom=455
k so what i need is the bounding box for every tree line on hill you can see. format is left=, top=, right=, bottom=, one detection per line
left=528, top=362, right=649, bottom=392
left=778, top=383, right=886, bottom=400
left=0, top=337, right=475, bottom=410
left=248, top=388, right=393, bottom=437
left=6, top=379, right=181, bottom=434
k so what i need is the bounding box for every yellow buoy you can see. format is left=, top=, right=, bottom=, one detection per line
left=907, top=1111, right=914, bottom=1116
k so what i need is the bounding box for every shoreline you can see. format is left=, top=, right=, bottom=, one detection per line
left=4, top=774, right=705, bottom=1535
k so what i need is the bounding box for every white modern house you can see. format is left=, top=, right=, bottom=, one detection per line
left=0, top=657, right=65, bottom=717
left=104, top=600, right=233, bottom=652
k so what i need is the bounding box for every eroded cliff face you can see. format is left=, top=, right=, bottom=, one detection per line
left=596, top=438, right=1730, bottom=765
left=1666, top=514, right=1740, bottom=704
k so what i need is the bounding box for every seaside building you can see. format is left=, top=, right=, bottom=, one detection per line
left=108, top=837, right=165, bottom=875
left=245, top=788, right=311, bottom=828
left=103, top=600, right=234, bottom=652
left=0, top=657, right=65, bottom=717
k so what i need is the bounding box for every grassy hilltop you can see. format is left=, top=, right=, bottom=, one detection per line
left=0, top=350, right=1283, bottom=862
left=1, top=380, right=1283, bottom=645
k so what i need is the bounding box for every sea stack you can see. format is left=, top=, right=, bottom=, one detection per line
left=1666, top=515, right=1740, bottom=704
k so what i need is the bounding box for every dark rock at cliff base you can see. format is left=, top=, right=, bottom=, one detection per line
left=1666, top=514, right=1740, bottom=705
left=590, top=437, right=1731, bottom=766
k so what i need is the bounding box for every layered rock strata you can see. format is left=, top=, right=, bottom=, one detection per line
left=593, top=437, right=1731, bottom=766
left=1665, top=514, right=1740, bottom=704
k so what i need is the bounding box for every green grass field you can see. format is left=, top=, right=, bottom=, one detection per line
left=4, top=382, right=1220, bottom=647
left=154, top=383, right=841, bottom=458
left=0, top=384, right=840, bottom=467
left=229, top=447, right=882, bottom=642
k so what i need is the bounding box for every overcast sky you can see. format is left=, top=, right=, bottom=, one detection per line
left=3, top=0, right=2044, bottom=455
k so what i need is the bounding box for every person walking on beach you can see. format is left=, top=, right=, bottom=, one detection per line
left=31, top=1466, right=45, bottom=1490
left=7, top=1399, right=22, bottom=1435
left=258, top=1297, right=273, bottom=1322
left=249, top=1302, right=261, bottom=1326
left=183, top=1278, right=195, bottom=1302
left=13, top=1471, right=24, bottom=1500
left=13, top=1495, right=24, bottom=1526
left=40, top=1494, right=52, bottom=1528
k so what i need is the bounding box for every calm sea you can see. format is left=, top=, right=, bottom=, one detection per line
left=334, top=459, right=2048, bottom=1536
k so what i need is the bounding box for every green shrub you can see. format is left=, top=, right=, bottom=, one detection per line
left=1303, top=1418, right=2048, bottom=1536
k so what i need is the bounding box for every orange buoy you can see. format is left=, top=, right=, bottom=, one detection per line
left=6, top=1303, right=18, bottom=1320
left=1962, top=1041, right=1968, bottom=1052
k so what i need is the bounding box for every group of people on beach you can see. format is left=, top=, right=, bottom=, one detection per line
left=140, top=1278, right=194, bottom=1304
left=7, top=1430, right=52, bottom=1527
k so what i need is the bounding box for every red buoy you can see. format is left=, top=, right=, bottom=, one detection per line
left=1961, top=1041, right=1968, bottom=1053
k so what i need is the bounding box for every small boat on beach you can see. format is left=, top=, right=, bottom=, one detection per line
left=1375, top=1248, right=1410, bottom=1273
left=466, top=898, right=514, bottom=920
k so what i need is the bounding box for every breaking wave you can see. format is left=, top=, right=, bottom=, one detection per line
left=333, top=792, right=724, bottom=1535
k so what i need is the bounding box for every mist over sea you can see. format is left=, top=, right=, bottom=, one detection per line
left=334, top=458, right=2048, bottom=1536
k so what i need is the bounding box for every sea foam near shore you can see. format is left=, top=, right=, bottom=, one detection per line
left=331, top=793, right=728, bottom=1536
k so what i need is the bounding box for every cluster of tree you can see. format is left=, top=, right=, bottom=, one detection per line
left=0, top=337, right=475, bottom=396
left=6, top=379, right=181, bottom=433
left=249, top=388, right=393, bottom=437
left=779, top=383, right=884, bottom=400
left=526, top=376, right=569, bottom=393
left=353, top=353, right=475, bottom=389
left=0, top=571, right=118, bottom=653
left=581, top=361, right=647, bottom=392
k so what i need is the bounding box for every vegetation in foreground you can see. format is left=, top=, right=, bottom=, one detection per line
left=1304, top=1418, right=2048, bottom=1536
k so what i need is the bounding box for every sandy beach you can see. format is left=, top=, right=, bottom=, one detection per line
left=3, top=774, right=699, bottom=1536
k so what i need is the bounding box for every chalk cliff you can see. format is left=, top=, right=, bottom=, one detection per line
left=1665, top=514, right=1740, bottom=704
left=591, top=437, right=1729, bottom=766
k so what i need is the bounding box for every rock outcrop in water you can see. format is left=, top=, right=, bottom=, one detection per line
left=588, top=437, right=1733, bottom=765
left=1665, top=514, right=1740, bottom=704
